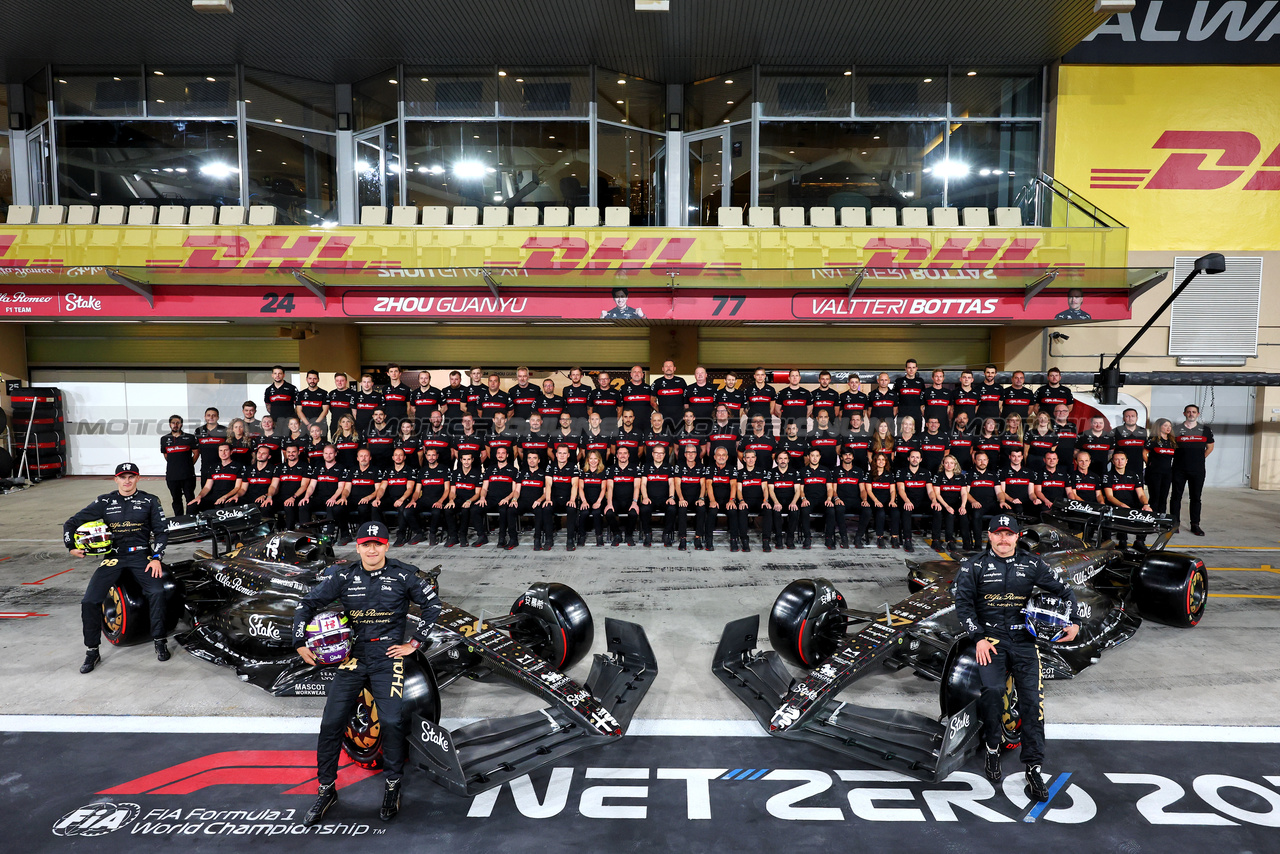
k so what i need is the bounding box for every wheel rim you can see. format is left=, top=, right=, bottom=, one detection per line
left=103, top=586, right=125, bottom=638
left=1187, top=569, right=1207, bottom=622
left=344, top=687, right=381, bottom=754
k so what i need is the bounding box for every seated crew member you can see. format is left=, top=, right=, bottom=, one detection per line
left=895, top=448, right=932, bottom=553
left=607, top=446, right=642, bottom=547
left=998, top=448, right=1043, bottom=518
left=277, top=443, right=313, bottom=530
left=378, top=448, right=420, bottom=547
left=410, top=448, right=453, bottom=546
left=863, top=452, right=900, bottom=549
left=542, top=444, right=582, bottom=551
left=639, top=443, right=676, bottom=548
left=965, top=451, right=1001, bottom=551
left=767, top=449, right=803, bottom=550
left=1067, top=449, right=1105, bottom=507
left=672, top=443, right=707, bottom=551
left=478, top=446, right=520, bottom=550
left=577, top=450, right=611, bottom=547
left=188, top=443, right=244, bottom=510
left=800, top=447, right=836, bottom=550
left=833, top=448, right=869, bottom=549
left=447, top=453, right=486, bottom=547
left=1024, top=411, right=1058, bottom=473
left=347, top=448, right=386, bottom=532
left=1033, top=450, right=1070, bottom=513
left=807, top=410, right=842, bottom=470
left=517, top=450, right=551, bottom=550
left=1104, top=450, right=1152, bottom=549
left=842, top=410, right=872, bottom=473
left=331, top=414, right=362, bottom=470
left=393, top=418, right=422, bottom=468
left=703, top=445, right=739, bottom=552
left=579, top=410, right=615, bottom=466
left=239, top=443, right=281, bottom=523
left=297, top=444, right=352, bottom=542
left=931, top=453, right=969, bottom=554
left=735, top=448, right=773, bottom=553
left=778, top=420, right=809, bottom=469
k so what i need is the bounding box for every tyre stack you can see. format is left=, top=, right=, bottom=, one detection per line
left=11, top=387, right=66, bottom=481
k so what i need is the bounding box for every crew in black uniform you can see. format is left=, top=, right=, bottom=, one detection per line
left=577, top=451, right=611, bottom=547
left=777, top=370, right=812, bottom=435
left=1024, top=412, right=1058, bottom=472
left=735, top=448, right=772, bottom=552
left=868, top=372, right=897, bottom=431
left=744, top=367, right=777, bottom=428
left=479, top=446, right=520, bottom=549
left=1145, top=418, right=1177, bottom=515
left=674, top=409, right=705, bottom=461
left=347, top=449, right=386, bottom=532
left=543, top=444, right=581, bottom=551
left=894, top=359, right=926, bottom=431
left=253, top=420, right=283, bottom=466
left=965, top=451, right=1001, bottom=549
left=738, top=414, right=777, bottom=466
left=65, top=462, right=170, bottom=672
left=394, top=419, right=422, bottom=467
left=486, top=412, right=518, bottom=468
left=842, top=411, right=872, bottom=472
left=1067, top=449, right=1105, bottom=506
left=975, top=365, right=1003, bottom=425
left=1105, top=451, right=1152, bottom=548
left=799, top=448, right=836, bottom=550
left=326, top=372, right=355, bottom=439
left=767, top=450, right=802, bottom=549
left=298, top=445, right=352, bottom=540
left=561, top=367, right=593, bottom=434
left=411, top=448, right=453, bottom=546
left=893, top=419, right=921, bottom=473
left=240, top=444, right=281, bottom=521
left=189, top=443, right=244, bottom=510
left=517, top=450, right=551, bottom=550
left=974, top=419, right=1003, bottom=470
left=534, top=377, right=566, bottom=426
left=380, top=364, right=411, bottom=431
left=440, top=371, right=468, bottom=435
left=953, top=514, right=1079, bottom=801
left=420, top=410, right=454, bottom=467
left=1076, top=416, right=1114, bottom=476
left=715, top=371, right=746, bottom=427
left=807, top=410, right=842, bottom=469
left=999, top=448, right=1043, bottom=519
left=225, top=419, right=254, bottom=468
left=453, top=414, right=487, bottom=465
left=644, top=411, right=674, bottom=461
left=608, top=446, right=642, bottom=547
left=620, top=365, right=654, bottom=428
left=706, top=405, right=741, bottom=462
left=377, top=448, right=419, bottom=546
left=950, top=370, right=980, bottom=426
left=195, top=407, right=226, bottom=487
left=1000, top=371, right=1035, bottom=422
left=931, top=454, right=969, bottom=553
left=331, top=415, right=363, bottom=469
left=614, top=409, right=645, bottom=462
left=998, top=414, right=1025, bottom=469
left=703, top=446, right=738, bottom=552
left=549, top=412, right=581, bottom=463
left=921, top=369, right=952, bottom=428
left=1050, top=404, right=1078, bottom=460
left=517, top=413, right=550, bottom=469
left=1033, top=367, right=1074, bottom=420
left=1034, top=450, right=1071, bottom=511
left=895, top=449, right=932, bottom=553
left=918, top=417, right=950, bottom=473
left=863, top=453, right=899, bottom=549
left=351, top=374, right=384, bottom=435
left=161, top=415, right=198, bottom=515
left=833, top=449, right=868, bottom=549
left=579, top=411, right=615, bottom=465
left=277, top=444, right=313, bottom=530
left=1112, top=408, right=1148, bottom=482
left=476, top=373, right=512, bottom=435
left=296, top=370, right=329, bottom=438
left=640, top=444, right=675, bottom=547
left=838, top=372, right=869, bottom=434
left=509, top=367, right=541, bottom=432
left=685, top=367, right=718, bottom=429
left=652, top=361, right=689, bottom=432
left=947, top=415, right=975, bottom=471
left=409, top=370, right=443, bottom=435
left=465, top=367, right=486, bottom=424
left=777, top=421, right=808, bottom=469
left=447, top=454, right=487, bottom=546
left=264, top=366, right=299, bottom=435
left=364, top=408, right=397, bottom=469
left=672, top=444, right=706, bottom=551
left=811, top=370, right=840, bottom=424
left=588, top=371, right=621, bottom=433
left=294, top=521, right=441, bottom=825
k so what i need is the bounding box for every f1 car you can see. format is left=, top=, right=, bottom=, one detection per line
left=98, top=506, right=658, bottom=797
left=714, top=499, right=1207, bottom=781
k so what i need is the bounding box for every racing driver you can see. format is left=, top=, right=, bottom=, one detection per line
left=293, top=521, right=441, bottom=825
left=952, top=514, right=1079, bottom=801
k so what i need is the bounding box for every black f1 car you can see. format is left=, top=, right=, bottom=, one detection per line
left=99, top=505, right=658, bottom=797
left=714, top=499, right=1207, bottom=781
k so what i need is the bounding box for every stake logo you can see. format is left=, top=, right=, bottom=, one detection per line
left=1091, top=131, right=1280, bottom=191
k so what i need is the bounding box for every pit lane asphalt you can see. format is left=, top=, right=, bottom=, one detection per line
left=2, top=477, right=1279, bottom=727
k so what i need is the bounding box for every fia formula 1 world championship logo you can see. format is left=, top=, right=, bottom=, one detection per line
left=52, top=802, right=141, bottom=836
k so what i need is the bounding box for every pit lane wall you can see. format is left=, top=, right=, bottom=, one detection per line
left=1040, top=58, right=1280, bottom=488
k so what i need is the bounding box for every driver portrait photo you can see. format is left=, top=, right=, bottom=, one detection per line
left=1054, top=288, right=1091, bottom=320
left=602, top=287, right=645, bottom=320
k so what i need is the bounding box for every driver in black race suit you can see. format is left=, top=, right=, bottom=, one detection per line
left=293, top=521, right=441, bottom=826
left=63, top=462, right=170, bottom=673
left=951, top=514, right=1080, bottom=802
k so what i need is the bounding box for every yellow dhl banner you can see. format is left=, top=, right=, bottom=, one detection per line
left=0, top=224, right=1126, bottom=280
left=1055, top=65, right=1280, bottom=252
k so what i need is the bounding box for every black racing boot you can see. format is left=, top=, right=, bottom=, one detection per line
left=393, top=530, right=408, bottom=547
left=877, top=536, right=887, bottom=549
left=642, top=532, right=652, bottom=547
left=705, top=536, right=715, bottom=552
left=678, top=539, right=687, bottom=551
left=693, top=536, right=703, bottom=550
left=154, top=638, right=171, bottom=662
left=903, top=536, right=915, bottom=553
left=80, top=648, right=101, bottom=674
left=1025, top=765, right=1049, bottom=802
left=380, top=778, right=402, bottom=821
left=762, top=539, right=772, bottom=553
left=984, top=746, right=1002, bottom=783
left=304, top=783, right=337, bottom=827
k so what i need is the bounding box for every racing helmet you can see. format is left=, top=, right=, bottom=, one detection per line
left=1024, top=595, right=1073, bottom=641
left=304, top=611, right=352, bottom=665
left=74, top=520, right=113, bottom=556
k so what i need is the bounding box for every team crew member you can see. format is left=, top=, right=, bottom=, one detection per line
left=947, top=414, right=975, bottom=471
left=588, top=371, right=622, bottom=432
left=776, top=421, right=808, bottom=468
left=189, top=443, right=244, bottom=510
left=379, top=449, right=420, bottom=546
left=326, top=372, right=355, bottom=438
left=282, top=417, right=308, bottom=450
left=745, top=367, right=778, bottom=427
left=277, top=444, right=313, bottom=530
left=715, top=371, right=746, bottom=425
left=298, top=445, right=352, bottom=541
left=965, top=451, right=1001, bottom=550
left=1034, top=451, right=1071, bottom=508
left=1146, top=419, right=1177, bottom=515
left=294, top=520, right=440, bottom=826
left=999, top=448, right=1042, bottom=517
left=832, top=450, right=868, bottom=549
left=838, top=372, right=869, bottom=433
left=896, top=449, right=932, bottom=553
left=950, top=370, right=980, bottom=425
left=548, top=412, right=581, bottom=462
left=240, top=444, right=281, bottom=519
left=674, top=410, right=705, bottom=461
left=672, top=444, right=706, bottom=551
left=1113, top=408, right=1148, bottom=481
left=465, top=366, right=486, bottom=419
left=921, top=369, right=952, bottom=427
left=394, top=419, right=422, bottom=467
left=1076, top=416, right=1114, bottom=476
left=1034, top=367, right=1074, bottom=416
left=507, top=367, right=539, bottom=431
left=863, top=453, right=900, bottom=549
left=305, top=423, right=328, bottom=464
left=351, top=374, right=384, bottom=434
left=767, top=450, right=803, bottom=550
left=454, top=414, right=487, bottom=464
left=517, top=412, right=550, bottom=468
left=640, top=443, right=675, bottom=547
left=952, top=514, right=1079, bottom=801
left=364, top=409, right=397, bottom=468
left=685, top=366, right=718, bottom=427
left=225, top=419, right=253, bottom=468
left=577, top=451, right=611, bottom=547
left=411, top=448, right=453, bottom=546
left=842, top=411, right=872, bottom=472
left=561, top=368, right=592, bottom=433
left=296, top=370, right=329, bottom=436
left=543, top=444, right=582, bottom=551
left=975, top=365, right=1003, bottom=424
left=608, top=446, right=642, bottom=547
left=518, top=451, right=552, bottom=550
left=870, top=420, right=896, bottom=468
left=868, top=372, right=897, bottom=430
left=620, top=365, right=655, bottom=427
left=650, top=360, right=687, bottom=431
left=1000, top=371, right=1035, bottom=421
left=931, top=454, right=969, bottom=553
left=706, top=406, right=741, bottom=462
left=408, top=371, right=442, bottom=436
left=440, top=371, right=469, bottom=433
left=381, top=364, right=411, bottom=429
left=893, top=418, right=921, bottom=473
left=347, top=449, right=386, bottom=533
left=1050, top=404, right=1078, bottom=459
left=808, top=410, right=842, bottom=469
left=477, top=372, right=512, bottom=435
left=579, top=411, right=615, bottom=464
left=644, top=410, right=675, bottom=460
left=65, top=462, right=171, bottom=672
left=998, top=413, right=1025, bottom=469
left=195, top=407, right=227, bottom=486
left=254, top=420, right=283, bottom=466
left=974, top=418, right=1002, bottom=468
left=479, top=446, right=521, bottom=550
left=811, top=371, right=840, bottom=423
left=1024, top=412, right=1058, bottom=472
left=161, top=415, right=198, bottom=515
left=332, top=415, right=362, bottom=469
left=614, top=410, right=645, bottom=461
left=799, top=448, right=836, bottom=550
left=420, top=410, right=454, bottom=466
left=240, top=402, right=264, bottom=437
left=739, top=414, right=777, bottom=465
left=263, top=366, right=298, bottom=434
left=918, top=417, right=950, bottom=473
left=894, top=360, right=926, bottom=430
left=735, top=448, right=773, bottom=552
left=703, top=446, right=738, bottom=552
left=485, top=412, right=518, bottom=464
left=534, top=378, right=566, bottom=425
left=777, top=370, right=813, bottom=434
left=447, top=454, right=487, bottom=546
left=1104, top=450, right=1152, bottom=548
left=1067, top=450, right=1105, bottom=506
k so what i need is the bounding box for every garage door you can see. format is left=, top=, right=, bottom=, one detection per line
left=698, top=325, right=991, bottom=369
left=360, top=324, right=650, bottom=368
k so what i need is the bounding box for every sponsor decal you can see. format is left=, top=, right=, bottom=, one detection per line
left=1089, top=131, right=1280, bottom=192
left=64, top=292, right=103, bottom=312
left=52, top=802, right=140, bottom=836
left=948, top=710, right=972, bottom=741
left=247, top=614, right=282, bottom=641
left=420, top=720, right=451, bottom=753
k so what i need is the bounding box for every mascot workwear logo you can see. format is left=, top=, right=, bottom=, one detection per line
left=52, top=802, right=140, bottom=836
left=1091, top=131, right=1280, bottom=191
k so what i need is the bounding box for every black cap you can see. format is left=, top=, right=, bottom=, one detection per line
left=355, top=521, right=390, bottom=543
left=988, top=513, right=1020, bottom=534
left=115, top=462, right=140, bottom=476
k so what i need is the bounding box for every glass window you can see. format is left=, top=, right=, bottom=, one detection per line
left=941, top=121, right=1039, bottom=210
left=596, top=71, right=665, bottom=131
left=403, top=70, right=496, bottom=118
left=729, top=121, right=752, bottom=210
left=596, top=123, right=665, bottom=225
left=356, top=136, right=383, bottom=209
left=354, top=72, right=400, bottom=129
left=145, top=68, right=237, bottom=117
left=854, top=69, right=946, bottom=117
left=0, top=133, right=12, bottom=218
left=497, top=69, right=590, bottom=117
left=759, top=68, right=852, bottom=118
left=244, top=69, right=335, bottom=131
left=757, top=120, right=946, bottom=212
left=948, top=69, right=1040, bottom=119
left=25, top=68, right=49, bottom=127
left=246, top=124, right=337, bottom=225
left=403, top=120, right=589, bottom=209
left=55, top=120, right=239, bottom=205
left=53, top=69, right=143, bottom=117
left=685, top=71, right=752, bottom=131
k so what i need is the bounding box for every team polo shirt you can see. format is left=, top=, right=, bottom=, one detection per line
left=685, top=383, right=718, bottom=422
left=745, top=383, right=777, bottom=421
left=1001, top=385, right=1035, bottom=420
left=651, top=376, right=688, bottom=422
left=1000, top=465, right=1037, bottom=506
left=921, top=385, right=952, bottom=426
left=162, top=432, right=198, bottom=481
left=950, top=385, right=980, bottom=422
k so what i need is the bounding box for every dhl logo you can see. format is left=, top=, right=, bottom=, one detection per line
left=1091, top=131, right=1280, bottom=191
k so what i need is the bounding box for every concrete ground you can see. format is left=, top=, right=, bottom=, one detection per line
left=2, top=477, right=1279, bottom=727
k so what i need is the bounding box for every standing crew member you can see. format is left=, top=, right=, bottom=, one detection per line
left=562, top=367, right=593, bottom=433
left=161, top=414, right=198, bottom=516
left=588, top=370, right=622, bottom=433
left=894, top=359, right=926, bottom=431
left=685, top=366, right=718, bottom=429
left=838, top=371, right=869, bottom=433
left=295, top=370, right=329, bottom=437
left=65, top=462, right=170, bottom=672
left=1171, top=403, right=1213, bottom=537
left=380, top=364, right=411, bottom=430
left=194, top=407, right=226, bottom=487
left=326, top=372, right=355, bottom=439
left=294, top=521, right=440, bottom=825
left=509, top=366, right=540, bottom=432
left=264, top=366, right=299, bottom=435
left=952, top=514, right=1079, bottom=801
left=409, top=370, right=443, bottom=435
left=620, top=365, right=655, bottom=428
left=651, top=360, right=688, bottom=432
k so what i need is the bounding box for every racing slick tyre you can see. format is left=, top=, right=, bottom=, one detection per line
left=509, top=582, right=595, bottom=670
left=100, top=569, right=184, bottom=646
left=939, top=639, right=1022, bottom=749
left=341, top=653, right=441, bottom=770
left=768, top=578, right=847, bottom=669
left=1133, top=552, right=1208, bottom=628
